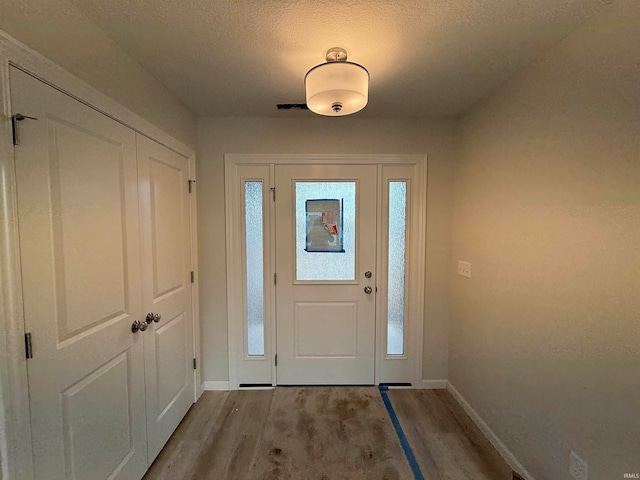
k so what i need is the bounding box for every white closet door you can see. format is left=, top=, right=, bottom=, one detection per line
left=136, top=135, right=195, bottom=463
left=11, top=67, right=148, bottom=480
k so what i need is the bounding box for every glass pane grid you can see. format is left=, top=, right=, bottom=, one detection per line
left=387, top=181, right=407, bottom=356
left=244, top=181, right=264, bottom=356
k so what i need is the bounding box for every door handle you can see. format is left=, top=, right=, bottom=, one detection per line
left=146, top=312, right=161, bottom=323
left=364, top=286, right=373, bottom=294
left=131, top=320, right=149, bottom=333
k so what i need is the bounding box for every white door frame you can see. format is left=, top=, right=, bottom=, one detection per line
left=0, top=31, right=199, bottom=480
left=225, top=154, right=427, bottom=390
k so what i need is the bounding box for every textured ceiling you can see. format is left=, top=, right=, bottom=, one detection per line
left=69, top=0, right=611, bottom=118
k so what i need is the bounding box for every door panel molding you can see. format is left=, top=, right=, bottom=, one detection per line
left=60, top=351, right=133, bottom=480
left=225, top=154, right=427, bottom=389
left=294, top=301, right=358, bottom=357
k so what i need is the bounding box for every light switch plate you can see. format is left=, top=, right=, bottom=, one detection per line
left=458, top=261, right=471, bottom=278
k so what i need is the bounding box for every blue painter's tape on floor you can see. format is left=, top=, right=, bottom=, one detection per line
left=378, top=386, right=425, bottom=480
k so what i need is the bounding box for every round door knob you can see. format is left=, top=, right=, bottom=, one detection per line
left=146, top=312, right=161, bottom=323
left=153, top=313, right=161, bottom=323
left=132, top=320, right=149, bottom=333
left=364, top=286, right=373, bottom=294
left=365, top=271, right=372, bottom=279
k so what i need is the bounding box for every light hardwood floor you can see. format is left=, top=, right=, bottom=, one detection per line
left=144, top=388, right=512, bottom=480
left=388, top=389, right=513, bottom=480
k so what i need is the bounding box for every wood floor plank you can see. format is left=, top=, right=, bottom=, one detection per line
left=434, top=389, right=513, bottom=478
left=221, top=434, right=261, bottom=479
left=190, top=390, right=274, bottom=480
left=143, top=391, right=230, bottom=480
left=145, top=387, right=514, bottom=480
left=388, top=389, right=513, bottom=480
left=386, top=390, right=445, bottom=479
left=248, top=387, right=413, bottom=480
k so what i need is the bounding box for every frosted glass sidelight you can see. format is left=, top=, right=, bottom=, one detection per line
left=245, top=181, right=264, bottom=356
left=296, top=182, right=356, bottom=281
left=387, top=182, right=407, bottom=355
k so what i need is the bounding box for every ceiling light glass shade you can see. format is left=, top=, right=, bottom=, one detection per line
left=305, top=61, right=369, bottom=116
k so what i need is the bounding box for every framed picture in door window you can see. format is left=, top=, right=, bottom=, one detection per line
left=304, top=199, right=345, bottom=253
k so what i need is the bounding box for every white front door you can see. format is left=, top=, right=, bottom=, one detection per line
left=275, top=165, right=378, bottom=384
left=12, top=67, right=148, bottom=479
left=137, top=135, right=195, bottom=463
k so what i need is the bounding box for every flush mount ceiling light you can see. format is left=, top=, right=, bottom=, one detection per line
left=305, top=47, right=369, bottom=116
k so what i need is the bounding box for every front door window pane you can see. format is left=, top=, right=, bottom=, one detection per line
left=387, top=181, right=407, bottom=355
left=295, top=182, right=356, bottom=281
left=245, top=181, right=264, bottom=356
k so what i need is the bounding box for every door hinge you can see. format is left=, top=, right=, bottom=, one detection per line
left=188, top=179, right=195, bottom=193
left=191, top=271, right=195, bottom=283
left=275, top=354, right=277, bottom=367
left=274, top=272, right=277, bottom=285
left=25, top=332, right=33, bottom=359
left=11, top=113, right=38, bottom=146
left=270, top=187, right=276, bottom=201
left=193, top=358, right=197, bottom=370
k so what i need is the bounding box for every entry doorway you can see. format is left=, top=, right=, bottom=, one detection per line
left=225, top=155, right=427, bottom=389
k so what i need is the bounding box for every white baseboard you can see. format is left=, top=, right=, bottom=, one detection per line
left=203, top=381, right=230, bottom=391
left=421, top=379, right=448, bottom=389
left=447, top=382, right=535, bottom=480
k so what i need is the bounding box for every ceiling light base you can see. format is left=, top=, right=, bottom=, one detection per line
left=326, top=47, right=348, bottom=63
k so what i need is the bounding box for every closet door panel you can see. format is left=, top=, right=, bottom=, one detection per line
left=137, top=134, right=194, bottom=463
left=11, top=67, right=147, bottom=480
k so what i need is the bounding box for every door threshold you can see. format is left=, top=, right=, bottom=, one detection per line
left=277, top=384, right=376, bottom=387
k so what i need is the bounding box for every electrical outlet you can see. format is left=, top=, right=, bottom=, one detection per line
left=570, top=451, right=588, bottom=480
left=457, top=260, right=471, bottom=278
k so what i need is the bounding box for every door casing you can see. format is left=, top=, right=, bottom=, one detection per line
left=225, top=154, right=427, bottom=390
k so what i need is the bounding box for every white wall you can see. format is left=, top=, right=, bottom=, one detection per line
left=450, top=1, right=640, bottom=478
left=0, top=0, right=196, bottom=148
left=196, top=117, right=456, bottom=383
